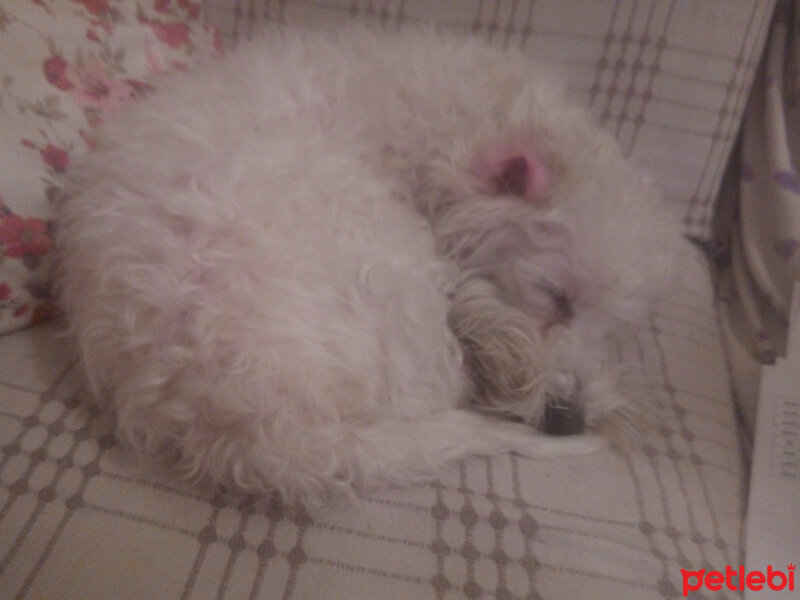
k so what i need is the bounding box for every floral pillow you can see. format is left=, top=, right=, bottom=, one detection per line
left=0, top=0, right=222, bottom=334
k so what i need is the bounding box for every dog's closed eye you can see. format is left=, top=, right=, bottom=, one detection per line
left=537, top=282, right=575, bottom=329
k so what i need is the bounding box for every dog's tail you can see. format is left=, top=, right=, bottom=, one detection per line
left=222, top=409, right=604, bottom=506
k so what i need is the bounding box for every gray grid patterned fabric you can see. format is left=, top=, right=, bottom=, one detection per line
left=0, top=260, right=746, bottom=600
left=206, top=0, right=774, bottom=241
left=0, top=2, right=768, bottom=599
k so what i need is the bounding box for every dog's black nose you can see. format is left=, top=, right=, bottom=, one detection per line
left=541, top=398, right=585, bottom=435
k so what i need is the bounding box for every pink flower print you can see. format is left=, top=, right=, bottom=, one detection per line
left=143, top=45, right=192, bottom=78
left=0, top=214, right=53, bottom=259
left=21, top=139, right=72, bottom=172
left=125, top=79, right=154, bottom=96
left=79, top=129, right=96, bottom=150
left=40, top=144, right=70, bottom=173
left=153, top=0, right=201, bottom=20
left=72, top=0, right=110, bottom=16
left=179, top=0, right=202, bottom=20
left=0, top=282, right=10, bottom=301
left=89, top=17, right=113, bottom=35
left=30, top=0, right=52, bottom=12
left=67, top=59, right=136, bottom=123
left=43, top=55, right=74, bottom=91
left=144, top=41, right=168, bottom=75
left=151, top=21, right=190, bottom=49
left=210, top=25, right=224, bottom=56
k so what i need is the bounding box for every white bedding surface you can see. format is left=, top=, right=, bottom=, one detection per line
left=0, top=245, right=747, bottom=599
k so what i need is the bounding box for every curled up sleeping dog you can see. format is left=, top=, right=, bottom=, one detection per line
left=56, top=25, right=679, bottom=506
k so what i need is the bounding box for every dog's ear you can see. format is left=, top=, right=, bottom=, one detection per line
left=470, top=140, right=551, bottom=206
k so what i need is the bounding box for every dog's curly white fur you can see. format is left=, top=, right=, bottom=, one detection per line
left=56, top=26, right=679, bottom=505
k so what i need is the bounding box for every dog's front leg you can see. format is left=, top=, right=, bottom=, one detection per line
left=448, top=276, right=586, bottom=435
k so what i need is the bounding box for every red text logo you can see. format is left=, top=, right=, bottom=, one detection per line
left=681, top=564, right=795, bottom=597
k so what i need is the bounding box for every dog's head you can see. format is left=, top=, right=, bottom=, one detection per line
left=416, top=113, right=679, bottom=341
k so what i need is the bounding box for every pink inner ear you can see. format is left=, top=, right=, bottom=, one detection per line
left=471, top=142, right=551, bottom=205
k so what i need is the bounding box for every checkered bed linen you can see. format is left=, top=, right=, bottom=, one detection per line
left=0, top=248, right=745, bottom=599
left=0, top=1, right=771, bottom=599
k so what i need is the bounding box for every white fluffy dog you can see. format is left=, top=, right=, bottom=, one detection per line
left=56, top=25, right=678, bottom=505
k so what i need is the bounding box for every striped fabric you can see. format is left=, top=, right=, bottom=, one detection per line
left=0, top=2, right=770, bottom=599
